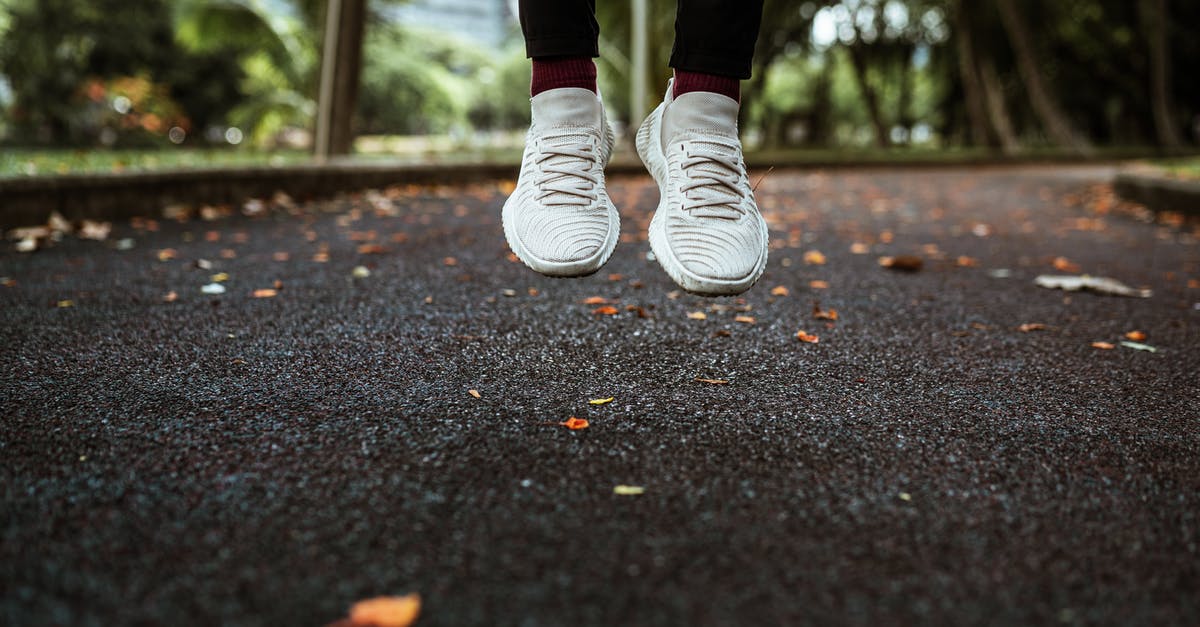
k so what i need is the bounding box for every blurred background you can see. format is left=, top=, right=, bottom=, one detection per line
left=0, top=0, right=1197, bottom=176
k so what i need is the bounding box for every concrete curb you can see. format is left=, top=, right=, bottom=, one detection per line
left=1113, top=169, right=1200, bottom=215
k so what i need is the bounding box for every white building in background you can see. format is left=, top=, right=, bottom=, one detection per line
left=387, top=0, right=519, bottom=49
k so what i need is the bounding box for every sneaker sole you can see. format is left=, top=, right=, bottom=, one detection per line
left=501, top=193, right=620, bottom=278
left=635, top=104, right=769, bottom=296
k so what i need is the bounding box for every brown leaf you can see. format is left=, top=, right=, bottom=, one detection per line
left=734, top=315, right=756, bottom=324
left=1017, top=323, right=1046, bottom=332
left=443, top=257, right=458, bottom=266
left=273, top=252, right=290, bottom=262
left=694, top=377, right=729, bottom=385
left=345, top=594, right=421, bottom=627
left=812, top=303, right=838, bottom=321
left=956, top=256, right=979, bottom=267
left=468, top=389, right=481, bottom=399
left=357, top=244, right=388, bottom=255
left=1052, top=256, right=1082, bottom=273
left=592, top=306, right=619, bottom=316
left=607, top=273, right=624, bottom=281
left=879, top=255, right=923, bottom=272
left=796, top=330, right=820, bottom=344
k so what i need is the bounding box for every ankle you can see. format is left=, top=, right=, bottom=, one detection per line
left=672, top=70, right=740, bottom=102
left=531, top=57, right=597, bottom=97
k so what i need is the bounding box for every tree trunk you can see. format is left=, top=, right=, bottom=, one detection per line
left=953, top=2, right=994, bottom=148
left=979, top=58, right=1022, bottom=154
left=847, top=45, right=890, bottom=148
left=1143, top=0, right=1182, bottom=148
left=314, top=0, right=365, bottom=159
left=995, top=0, right=1093, bottom=155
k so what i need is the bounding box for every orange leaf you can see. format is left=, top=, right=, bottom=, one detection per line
left=347, top=594, right=421, bottom=627
left=560, top=417, right=589, bottom=430
left=252, top=289, right=278, bottom=298
left=850, top=242, right=870, bottom=254
left=1052, top=256, right=1081, bottom=273
left=796, top=330, right=820, bottom=344
left=956, top=256, right=979, bottom=267
left=607, top=273, right=624, bottom=281
left=686, top=311, right=707, bottom=320
left=1017, top=323, right=1046, bottom=332
left=770, top=286, right=789, bottom=296
left=592, top=305, right=619, bottom=316
left=812, top=304, right=838, bottom=321
left=803, top=250, right=826, bottom=265
left=468, top=389, right=481, bottom=399
left=357, top=244, right=388, bottom=255
left=1124, top=330, right=1147, bottom=342
left=809, top=280, right=830, bottom=290
left=582, top=296, right=610, bottom=305
left=734, top=315, right=756, bottom=324
left=163, top=291, right=178, bottom=303
left=1091, top=341, right=1115, bottom=350
left=443, top=257, right=458, bottom=266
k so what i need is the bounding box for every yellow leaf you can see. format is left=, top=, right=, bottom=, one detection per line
left=613, top=485, right=645, bottom=495
left=468, top=389, right=481, bottom=399
left=770, top=286, right=789, bottom=296
left=803, top=250, right=826, bottom=265
left=588, top=397, right=614, bottom=405
left=687, top=311, right=707, bottom=320
left=211, top=272, right=230, bottom=283
left=348, top=594, right=421, bottom=627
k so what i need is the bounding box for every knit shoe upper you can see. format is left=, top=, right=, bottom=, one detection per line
left=502, top=88, right=619, bottom=277
left=637, top=82, right=768, bottom=294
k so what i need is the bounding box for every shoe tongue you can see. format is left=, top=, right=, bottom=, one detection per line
left=662, top=91, right=740, bottom=145
left=531, top=88, right=602, bottom=129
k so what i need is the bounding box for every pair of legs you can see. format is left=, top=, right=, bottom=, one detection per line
left=503, top=1, right=769, bottom=295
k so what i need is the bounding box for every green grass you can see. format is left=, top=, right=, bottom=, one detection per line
left=1156, top=157, right=1200, bottom=180
left=0, top=148, right=313, bottom=177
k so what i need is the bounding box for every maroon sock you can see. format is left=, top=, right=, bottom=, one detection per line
left=530, top=57, right=597, bottom=97
left=673, top=70, right=740, bottom=102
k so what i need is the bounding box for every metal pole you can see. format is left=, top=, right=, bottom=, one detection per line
left=314, top=0, right=343, bottom=161
left=631, top=0, right=649, bottom=127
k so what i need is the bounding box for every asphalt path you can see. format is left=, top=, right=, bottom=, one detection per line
left=3, top=165, right=1199, bottom=626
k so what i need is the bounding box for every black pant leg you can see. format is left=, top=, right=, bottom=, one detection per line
left=519, top=0, right=599, bottom=59
left=670, top=0, right=765, bottom=79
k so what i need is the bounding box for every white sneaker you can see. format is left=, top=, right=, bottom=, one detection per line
left=636, top=80, right=768, bottom=295
left=502, top=88, right=619, bottom=277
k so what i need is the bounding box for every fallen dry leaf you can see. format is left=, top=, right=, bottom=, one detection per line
left=560, top=417, right=590, bottom=430
left=252, top=289, right=277, bottom=298
left=78, top=220, right=111, bottom=241
left=850, top=242, right=870, bottom=254
left=443, top=257, right=458, bottom=266
left=273, top=251, right=290, bottom=262
left=592, top=305, right=618, bottom=316
left=613, top=485, right=645, bottom=496
left=813, top=304, right=838, bottom=321
left=211, top=272, right=230, bottom=283
left=1124, top=330, right=1147, bottom=342
left=687, top=311, right=707, bottom=320
left=770, top=286, right=789, bottom=296
left=694, top=377, right=729, bottom=385
left=357, top=244, right=388, bottom=255
left=157, top=248, right=178, bottom=262
left=1034, top=275, right=1151, bottom=298
left=796, top=330, right=820, bottom=343
left=345, top=594, right=421, bottom=627
left=607, top=273, right=624, bottom=281
left=809, top=280, right=830, bottom=290
left=1091, top=341, right=1115, bottom=350
left=803, top=250, right=827, bottom=265
left=313, top=252, right=330, bottom=263
left=582, top=296, right=610, bottom=305
left=734, top=315, right=756, bottom=324
left=468, top=389, right=481, bottom=399
left=588, top=397, right=614, bottom=405
left=56, top=299, right=74, bottom=308
left=1053, top=256, right=1082, bottom=273
left=956, top=256, right=979, bottom=267
left=163, top=291, right=178, bottom=303
left=1018, top=323, right=1046, bottom=332
left=879, top=255, right=924, bottom=272
left=352, top=266, right=371, bottom=278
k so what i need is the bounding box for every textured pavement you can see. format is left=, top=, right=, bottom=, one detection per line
left=3, top=165, right=1199, bottom=626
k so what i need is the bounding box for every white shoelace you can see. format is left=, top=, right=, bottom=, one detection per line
left=534, top=133, right=600, bottom=207
left=679, top=140, right=746, bottom=220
